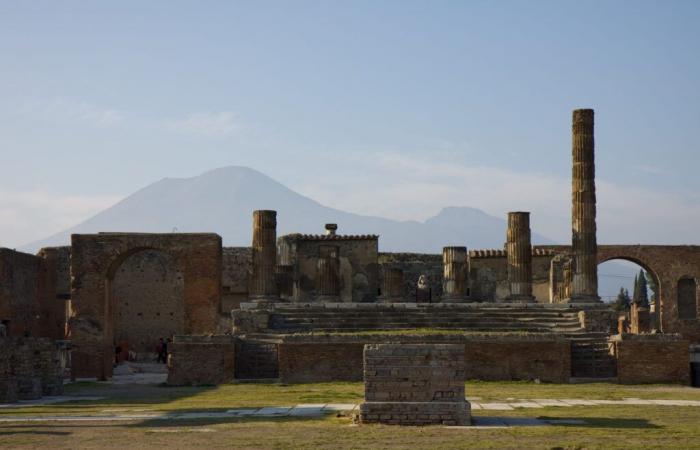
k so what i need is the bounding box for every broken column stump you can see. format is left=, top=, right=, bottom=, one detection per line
left=359, top=344, right=471, bottom=426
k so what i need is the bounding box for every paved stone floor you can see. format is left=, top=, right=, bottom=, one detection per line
left=2, top=398, right=700, bottom=426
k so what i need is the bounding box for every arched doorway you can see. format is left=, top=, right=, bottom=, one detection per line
left=110, top=249, right=185, bottom=360
left=597, top=257, right=660, bottom=328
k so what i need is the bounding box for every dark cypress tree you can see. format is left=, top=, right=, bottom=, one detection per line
left=637, top=269, right=649, bottom=307
left=614, top=287, right=631, bottom=311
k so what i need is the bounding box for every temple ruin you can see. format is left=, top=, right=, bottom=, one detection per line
left=2, top=109, right=699, bottom=401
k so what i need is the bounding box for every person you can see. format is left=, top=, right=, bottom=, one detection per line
left=114, top=343, right=122, bottom=367
left=160, top=338, right=170, bottom=364
left=156, top=338, right=165, bottom=363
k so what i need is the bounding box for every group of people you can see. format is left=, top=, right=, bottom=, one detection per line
left=112, top=336, right=172, bottom=366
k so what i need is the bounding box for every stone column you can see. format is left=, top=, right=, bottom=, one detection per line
left=568, top=109, right=601, bottom=303
left=381, top=267, right=404, bottom=303
left=505, top=212, right=535, bottom=302
left=249, top=210, right=280, bottom=301
left=442, top=247, right=469, bottom=303
left=317, top=245, right=340, bottom=302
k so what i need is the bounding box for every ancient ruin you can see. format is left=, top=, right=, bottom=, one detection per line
left=1, top=109, right=699, bottom=404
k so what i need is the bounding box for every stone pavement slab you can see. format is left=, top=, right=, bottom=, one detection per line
left=479, top=403, right=514, bottom=410
left=252, top=407, right=292, bottom=416
left=323, top=403, right=358, bottom=411
left=0, top=396, right=105, bottom=408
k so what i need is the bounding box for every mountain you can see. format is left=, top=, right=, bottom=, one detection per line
left=22, top=166, right=554, bottom=253
left=22, top=165, right=638, bottom=301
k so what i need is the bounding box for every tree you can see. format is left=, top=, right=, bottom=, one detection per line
left=645, top=270, right=658, bottom=307
left=613, top=287, right=631, bottom=312
left=633, top=269, right=649, bottom=307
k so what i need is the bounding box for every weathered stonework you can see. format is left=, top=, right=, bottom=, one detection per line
left=70, top=232, right=221, bottom=380
left=359, top=344, right=470, bottom=426
left=250, top=210, right=280, bottom=301
left=568, top=109, right=600, bottom=303
left=278, top=230, right=378, bottom=303
left=505, top=212, right=535, bottom=302
left=0, top=337, right=63, bottom=403
left=166, top=335, right=235, bottom=386
left=380, top=267, right=405, bottom=302
left=611, top=334, right=690, bottom=384
left=316, top=245, right=340, bottom=301
left=442, top=247, right=469, bottom=302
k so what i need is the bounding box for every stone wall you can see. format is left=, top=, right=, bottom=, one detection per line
left=469, top=250, right=554, bottom=302
left=378, top=253, right=443, bottom=302
left=36, top=247, right=71, bottom=340
left=70, top=232, right=222, bottom=379
left=612, top=334, right=690, bottom=384
left=167, top=335, right=235, bottom=386
left=0, top=337, right=63, bottom=403
left=113, top=250, right=185, bottom=354
left=359, top=344, right=470, bottom=426
left=275, top=333, right=571, bottom=383
left=277, top=234, right=378, bottom=303
left=221, top=247, right=251, bottom=317
left=0, top=249, right=41, bottom=337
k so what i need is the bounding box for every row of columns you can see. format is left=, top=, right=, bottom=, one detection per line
left=249, top=109, right=600, bottom=304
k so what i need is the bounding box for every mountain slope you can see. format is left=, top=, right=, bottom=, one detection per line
left=24, top=166, right=553, bottom=252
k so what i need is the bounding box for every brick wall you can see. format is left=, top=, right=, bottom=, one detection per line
left=612, top=334, right=690, bottom=384
left=0, top=249, right=40, bottom=337
left=275, top=334, right=570, bottom=383
left=166, top=335, right=235, bottom=386
left=0, top=337, right=63, bottom=403
left=359, top=344, right=470, bottom=426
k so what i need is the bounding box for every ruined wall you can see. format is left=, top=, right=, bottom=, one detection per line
left=278, top=234, right=378, bottom=303
left=469, top=250, right=553, bottom=302
left=112, top=250, right=185, bottom=354
left=167, top=335, right=235, bottom=386
left=36, top=247, right=70, bottom=340
left=70, top=233, right=222, bottom=379
left=378, top=253, right=442, bottom=302
left=0, top=249, right=40, bottom=337
left=612, top=334, right=690, bottom=384
left=359, top=344, right=470, bottom=426
left=221, top=247, right=251, bottom=315
left=0, top=337, right=63, bottom=403
left=274, top=334, right=571, bottom=383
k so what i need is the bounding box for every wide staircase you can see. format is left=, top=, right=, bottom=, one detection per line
left=568, top=333, right=618, bottom=379
left=266, top=304, right=584, bottom=334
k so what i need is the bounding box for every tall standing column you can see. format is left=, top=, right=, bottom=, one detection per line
left=505, top=212, right=535, bottom=302
left=442, top=246, right=469, bottom=303
left=317, top=245, right=340, bottom=302
left=381, top=267, right=405, bottom=303
left=249, top=210, right=280, bottom=301
left=568, top=109, right=601, bottom=303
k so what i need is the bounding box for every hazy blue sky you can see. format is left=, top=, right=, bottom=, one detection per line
left=1, top=1, right=699, bottom=248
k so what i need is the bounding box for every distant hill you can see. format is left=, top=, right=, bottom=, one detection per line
left=21, top=165, right=637, bottom=300
left=22, top=166, right=554, bottom=253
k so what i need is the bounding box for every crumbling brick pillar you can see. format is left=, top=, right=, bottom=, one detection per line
left=250, top=210, right=280, bottom=302
left=380, top=267, right=404, bottom=303
left=317, top=245, right=340, bottom=302
left=631, top=303, right=651, bottom=334
left=442, top=246, right=469, bottom=303
left=568, top=109, right=601, bottom=303
left=506, top=212, right=535, bottom=302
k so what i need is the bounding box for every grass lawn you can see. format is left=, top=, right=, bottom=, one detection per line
left=2, top=381, right=700, bottom=449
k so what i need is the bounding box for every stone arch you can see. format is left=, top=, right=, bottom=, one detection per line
left=70, top=233, right=221, bottom=379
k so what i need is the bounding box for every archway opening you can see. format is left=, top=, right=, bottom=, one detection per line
left=597, top=258, right=659, bottom=319
left=110, top=249, right=185, bottom=360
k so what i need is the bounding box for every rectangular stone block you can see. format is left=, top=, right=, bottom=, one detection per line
left=359, top=344, right=470, bottom=426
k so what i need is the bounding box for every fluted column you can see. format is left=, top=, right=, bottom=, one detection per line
left=506, top=212, right=535, bottom=302
left=442, top=246, right=469, bottom=303
left=249, top=210, right=280, bottom=301
left=381, top=267, right=405, bottom=303
left=568, top=109, right=601, bottom=303
left=317, top=245, right=340, bottom=302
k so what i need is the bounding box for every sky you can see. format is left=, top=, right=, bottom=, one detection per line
left=1, top=0, right=700, bottom=249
